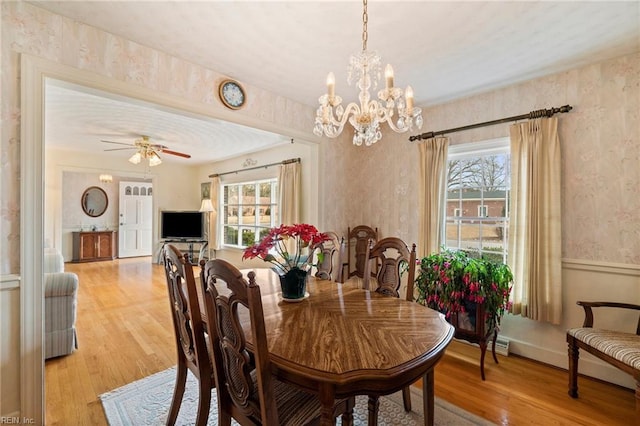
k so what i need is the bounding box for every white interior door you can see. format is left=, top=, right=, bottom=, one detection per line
left=118, top=181, right=153, bottom=258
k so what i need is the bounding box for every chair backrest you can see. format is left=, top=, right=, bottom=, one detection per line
left=347, top=225, right=378, bottom=278
left=200, top=259, right=279, bottom=425
left=310, top=231, right=344, bottom=282
left=362, top=237, right=417, bottom=300
left=162, top=244, right=210, bottom=381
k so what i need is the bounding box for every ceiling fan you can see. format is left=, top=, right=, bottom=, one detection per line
left=101, top=135, right=191, bottom=166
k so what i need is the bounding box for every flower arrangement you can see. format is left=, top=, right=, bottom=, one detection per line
left=414, top=249, right=513, bottom=331
left=242, top=223, right=328, bottom=275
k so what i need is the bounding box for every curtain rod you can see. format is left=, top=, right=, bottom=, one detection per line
left=208, top=157, right=300, bottom=178
left=408, top=105, right=573, bottom=142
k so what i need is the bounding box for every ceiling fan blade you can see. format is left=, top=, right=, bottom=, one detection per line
left=104, top=147, right=137, bottom=152
left=161, top=149, right=191, bottom=159
left=101, top=139, right=134, bottom=146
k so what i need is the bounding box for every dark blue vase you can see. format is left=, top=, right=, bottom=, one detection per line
left=279, top=267, right=308, bottom=299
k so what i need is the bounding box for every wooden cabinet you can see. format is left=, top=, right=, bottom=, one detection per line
left=72, top=231, right=116, bottom=262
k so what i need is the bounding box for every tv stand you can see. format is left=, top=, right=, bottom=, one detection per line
left=159, top=239, right=207, bottom=264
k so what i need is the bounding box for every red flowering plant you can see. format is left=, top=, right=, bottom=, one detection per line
left=414, top=249, right=513, bottom=332
left=242, top=224, right=329, bottom=275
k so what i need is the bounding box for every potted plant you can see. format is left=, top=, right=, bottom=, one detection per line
left=242, top=224, right=328, bottom=300
left=414, top=249, right=513, bottom=334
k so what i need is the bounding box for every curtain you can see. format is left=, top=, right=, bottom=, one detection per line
left=418, top=137, right=449, bottom=258
left=278, top=161, right=301, bottom=226
left=508, top=117, right=562, bottom=324
left=209, top=177, right=220, bottom=251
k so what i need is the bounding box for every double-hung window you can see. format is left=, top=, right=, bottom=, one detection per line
left=445, top=138, right=510, bottom=263
left=221, top=179, right=278, bottom=248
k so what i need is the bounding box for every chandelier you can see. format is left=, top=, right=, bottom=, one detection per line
left=313, top=0, right=423, bottom=146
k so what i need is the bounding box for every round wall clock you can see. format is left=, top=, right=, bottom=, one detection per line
left=219, top=79, right=246, bottom=110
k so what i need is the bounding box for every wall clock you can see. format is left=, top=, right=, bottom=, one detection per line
left=219, top=79, right=246, bottom=110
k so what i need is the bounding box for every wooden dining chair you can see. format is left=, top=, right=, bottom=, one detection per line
left=347, top=225, right=378, bottom=279
left=362, top=237, right=418, bottom=424
left=161, top=244, right=214, bottom=426
left=200, top=259, right=355, bottom=425
left=310, top=231, right=344, bottom=282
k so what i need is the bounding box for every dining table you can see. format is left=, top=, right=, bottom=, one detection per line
left=232, top=268, right=456, bottom=426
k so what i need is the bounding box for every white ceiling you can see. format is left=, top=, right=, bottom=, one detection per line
left=35, top=1, right=640, bottom=165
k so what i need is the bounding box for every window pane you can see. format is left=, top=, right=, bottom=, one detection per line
left=224, top=185, right=238, bottom=204
left=241, top=227, right=256, bottom=247
left=259, top=183, right=271, bottom=202
left=224, top=226, right=239, bottom=245
left=258, top=205, right=272, bottom=225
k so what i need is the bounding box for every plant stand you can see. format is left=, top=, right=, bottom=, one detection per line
left=448, top=302, right=499, bottom=380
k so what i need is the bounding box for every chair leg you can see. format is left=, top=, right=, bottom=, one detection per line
left=367, top=395, right=379, bottom=426
left=195, top=375, right=212, bottom=426
left=402, top=385, right=412, bottom=411
left=635, top=381, right=639, bottom=417
left=340, top=396, right=356, bottom=426
left=166, top=363, right=188, bottom=425
left=568, top=337, right=579, bottom=398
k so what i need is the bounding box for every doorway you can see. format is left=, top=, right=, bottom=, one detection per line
left=118, top=181, right=153, bottom=258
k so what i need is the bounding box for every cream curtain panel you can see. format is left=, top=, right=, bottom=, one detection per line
left=418, top=137, right=449, bottom=258
left=278, top=161, right=301, bottom=226
left=209, top=177, right=220, bottom=251
left=508, top=117, right=562, bottom=324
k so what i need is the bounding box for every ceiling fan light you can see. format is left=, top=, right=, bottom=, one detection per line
left=129, top=152, right=142, bottom=164
left=148, top=152, right=162, bottom=167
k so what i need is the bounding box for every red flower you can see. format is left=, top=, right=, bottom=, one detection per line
left=242, top=223, right=328, bottom=273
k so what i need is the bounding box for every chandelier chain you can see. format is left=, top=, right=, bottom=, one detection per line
left=362, top=0, right=368, bottom=52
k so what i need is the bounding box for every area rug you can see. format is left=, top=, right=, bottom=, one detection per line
left=100, top=367, right=494, bottom=425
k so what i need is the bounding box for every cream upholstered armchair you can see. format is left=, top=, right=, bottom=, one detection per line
left=44, top=248, right=79, bottom=359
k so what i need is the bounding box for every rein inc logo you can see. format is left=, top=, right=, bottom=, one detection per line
left=0, top=417, right=35, bottom=424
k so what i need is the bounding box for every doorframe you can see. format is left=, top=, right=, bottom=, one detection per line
left=20, top=53, right=321, bottom=422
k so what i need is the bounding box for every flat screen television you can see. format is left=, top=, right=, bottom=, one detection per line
left=160, top=210, right=204, bottom=240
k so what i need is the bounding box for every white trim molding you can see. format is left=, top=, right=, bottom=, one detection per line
left=0, top=274, right=20, bottom=291
left=562, top=258, right=640, bottom=276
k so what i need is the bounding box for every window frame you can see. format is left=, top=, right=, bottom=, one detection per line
left=220, top=178, right=278, bottom=249
left=444, top=137, right=510, bottom=263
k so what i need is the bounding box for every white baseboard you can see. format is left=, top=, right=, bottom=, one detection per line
left=508, top=337, right=636, bottom=390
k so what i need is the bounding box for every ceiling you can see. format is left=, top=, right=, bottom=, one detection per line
left=35, top=1, right=640, bottom=165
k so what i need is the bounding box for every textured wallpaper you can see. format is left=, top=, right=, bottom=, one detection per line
left=342, top=52, right=640, bottom=265
left=1, top=2, right=639, bottom=274
left=0, top=2, right=319, bottom=274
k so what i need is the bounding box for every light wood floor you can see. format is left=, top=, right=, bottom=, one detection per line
left=45, top=258, right=637, bottom=425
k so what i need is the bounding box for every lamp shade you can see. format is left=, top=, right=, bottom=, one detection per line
left=199, top=199, right=215, bottom=213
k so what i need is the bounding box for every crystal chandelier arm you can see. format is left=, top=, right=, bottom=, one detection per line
left=314, top=98, right=362, bottom=138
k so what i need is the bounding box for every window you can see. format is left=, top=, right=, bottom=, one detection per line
left=221, top=179, right=278, bottom=248
left=445, top=138, right=510, bottom=263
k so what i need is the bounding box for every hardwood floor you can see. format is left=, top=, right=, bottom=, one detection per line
left=45, top=258, right=636, bottom=425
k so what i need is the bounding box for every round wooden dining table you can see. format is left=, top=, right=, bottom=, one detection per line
left=238, top=268, right=455, bottom=426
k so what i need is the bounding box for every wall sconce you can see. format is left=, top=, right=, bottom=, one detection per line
left=99, top=174, right=113, bottom=183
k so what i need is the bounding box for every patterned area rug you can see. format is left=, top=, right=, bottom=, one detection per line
left=100, top=367, right=494, bottom=425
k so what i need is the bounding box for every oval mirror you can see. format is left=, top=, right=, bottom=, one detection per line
left=81, top=186, right=108, bottom=218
